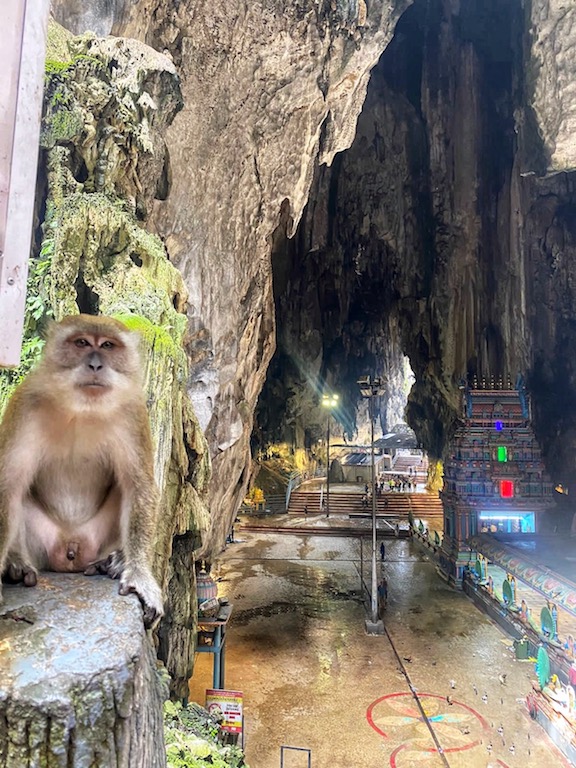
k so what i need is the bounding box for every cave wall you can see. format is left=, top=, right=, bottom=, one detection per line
left=2, top=21, right=212, bottom=699
left=527, top=0, right=576, bottom=172
left=260, top=0, right=525, bottom=456
left=259, top=0, right=576, bottom=489
left=47, top=0, right=576, bottom=517
left=51, top=0, right=413, bottom=552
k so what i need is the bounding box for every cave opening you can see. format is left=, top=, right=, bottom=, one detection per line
left=256, top=0, right=528, bottom=477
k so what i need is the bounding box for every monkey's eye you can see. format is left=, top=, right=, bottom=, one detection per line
left=74, top=338, right=90, bottom=348
left=100, top=340, right=115, bottom=350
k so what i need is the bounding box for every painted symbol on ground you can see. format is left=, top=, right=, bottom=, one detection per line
left=366, top=692, right=490, bottom=767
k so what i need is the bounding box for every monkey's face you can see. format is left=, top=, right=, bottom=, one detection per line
left=64, top=333, right=132, bottom=392
left=40, top=316, right=142, bottom=408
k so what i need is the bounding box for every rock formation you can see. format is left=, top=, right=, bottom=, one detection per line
left=258, top=0, right=576, bottom=497
left=51, top=0, right=413, bottom=552
left=45, top=0, right=576, bottom=548
left=2, top=20, right=212, bottom=698
left=0, top=575, right=167, bottom=767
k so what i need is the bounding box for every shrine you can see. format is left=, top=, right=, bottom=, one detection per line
left=438, top=376, right=554, bottom=586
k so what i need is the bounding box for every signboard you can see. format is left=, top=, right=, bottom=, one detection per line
left=206, top=689, right=243, bottom=735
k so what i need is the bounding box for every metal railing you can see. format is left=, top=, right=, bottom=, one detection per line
left=284, top=468, right=324, bottom=511
left=285, top=471, right=303, bottom=511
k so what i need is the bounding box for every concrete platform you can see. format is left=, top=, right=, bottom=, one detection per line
left=190, top=531, right=573, bottom=767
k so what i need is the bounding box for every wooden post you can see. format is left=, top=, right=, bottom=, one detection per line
left=0, top=0, right=50, bottom=368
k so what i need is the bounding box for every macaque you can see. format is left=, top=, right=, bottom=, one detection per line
left=0, top=314, right=163, bottom=627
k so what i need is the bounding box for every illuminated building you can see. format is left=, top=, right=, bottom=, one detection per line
left=438, top=376, right=554, bottom=586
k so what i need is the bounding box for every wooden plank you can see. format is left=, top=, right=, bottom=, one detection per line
left=0, top=0, right=50, bottom=368
left=0, top=0, right=26, bottom=254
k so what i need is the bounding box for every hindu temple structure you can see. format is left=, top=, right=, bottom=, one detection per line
left=438, top=376, right=555, bottom=586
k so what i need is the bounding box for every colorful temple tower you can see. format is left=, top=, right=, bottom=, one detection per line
left=438, top=376, right=554, bottom=586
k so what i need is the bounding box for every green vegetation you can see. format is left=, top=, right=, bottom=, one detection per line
left=0, top=237, right=55, bottom=416
left=164, top=701, right=248, bottom=768
left=113, top=313, right=185, bottom=364
left=45, top=59, right=73, bottom=76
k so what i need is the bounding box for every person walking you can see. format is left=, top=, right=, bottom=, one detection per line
left=380, top=541, right=386, bottom=560
left=304, top=504, right=308, bottom=516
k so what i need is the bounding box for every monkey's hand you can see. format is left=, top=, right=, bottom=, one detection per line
left=119, top=563, right=164, bottom=629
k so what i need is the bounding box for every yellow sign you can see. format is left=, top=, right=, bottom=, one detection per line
left=206, top=689, right=243, bottom=734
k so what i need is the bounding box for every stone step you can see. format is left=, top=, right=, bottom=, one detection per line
left=289, top=490, right=443, bottom=516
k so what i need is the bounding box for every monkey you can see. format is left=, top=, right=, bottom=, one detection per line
left=0, top=314, right=163, bottom=627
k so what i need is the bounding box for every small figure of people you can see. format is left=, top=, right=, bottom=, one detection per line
left=510, top=575, right=517, bottom=604
left=380, top=541, right=386, bottom=561
left=487, top=575, right=494, bottom=596
left=378, top=576, right=388, bottom=617
left=304, top=505, right=308, bottom=516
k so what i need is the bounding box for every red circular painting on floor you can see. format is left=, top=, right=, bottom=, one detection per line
left=367, top=691, right=490, bottom=765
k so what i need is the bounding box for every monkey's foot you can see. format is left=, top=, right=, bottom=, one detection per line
left=3, top=557, right=37, bottom=587
left=84, top=550, right=124, bottom=579
left=119, top=564, right=164, bottom=629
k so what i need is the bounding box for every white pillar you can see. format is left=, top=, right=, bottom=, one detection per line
left=0, top=0, right=50, bottom=368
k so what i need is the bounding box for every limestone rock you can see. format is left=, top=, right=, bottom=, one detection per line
left=28, top=22, right=209, bottom=698
left=0, top=575, right=166, bottom=767
left=46, top=0, right=576, bottom=538
left=527, top=0, right=576, bottom=171
left=51, top=0, right=412, bottom=554
left=258, top=0, right=576, bottom=470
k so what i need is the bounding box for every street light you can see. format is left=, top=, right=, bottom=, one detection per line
left=321, top=392, right=339, bottom=518
left=358, top=375, right=386, bottom=634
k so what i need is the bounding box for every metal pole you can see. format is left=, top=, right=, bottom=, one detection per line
left=358, top=375, right=384, bottom=634
left=370, top=396, right=378, bottom=624
left=326, top=414, right=330, bottom=517
left=360, top=537, right=363, bottom=595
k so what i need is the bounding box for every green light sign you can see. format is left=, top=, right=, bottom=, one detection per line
left=497, top=446, right=507, bottom=462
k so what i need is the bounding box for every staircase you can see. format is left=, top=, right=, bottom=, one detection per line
left=288, top=488, right=443, bottom=518
left=408, top=493, right=443, bottom=517
left=390, top=454, right=428, bottom=482
left=240, top=493, right=286, bottom=515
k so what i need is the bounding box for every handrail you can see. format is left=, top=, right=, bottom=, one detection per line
left=285, top=471, right=302, bottom=511
left=285, top=467, right=327, bottom=511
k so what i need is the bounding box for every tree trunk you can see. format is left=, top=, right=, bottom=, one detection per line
left=0, top=575, right=166, bottom=767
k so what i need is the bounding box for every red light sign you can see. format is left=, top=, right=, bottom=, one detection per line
left=500, top=480, right=514, bottom=498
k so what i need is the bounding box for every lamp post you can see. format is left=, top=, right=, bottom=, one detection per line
left=321, top=392, right=339, bottom=518
left=358, top=375, right=386, bottom=634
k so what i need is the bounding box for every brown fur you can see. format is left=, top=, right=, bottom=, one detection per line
left=0, top=315, right=163, bottom=627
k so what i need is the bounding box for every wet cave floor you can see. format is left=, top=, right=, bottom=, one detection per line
left=188, top=529, right=572, bottom=768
